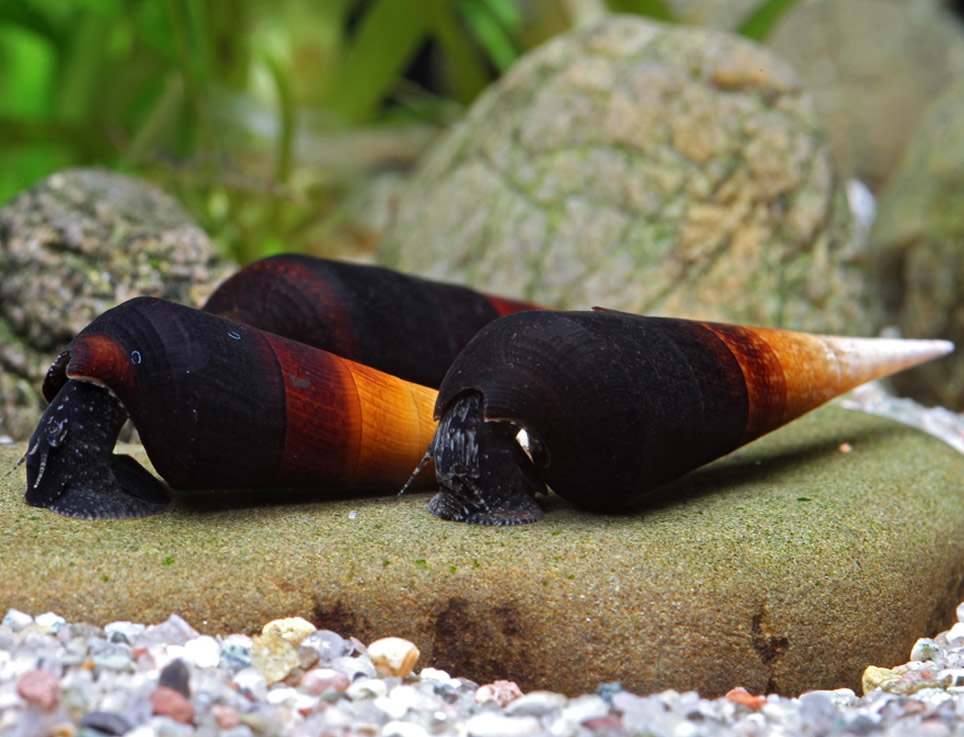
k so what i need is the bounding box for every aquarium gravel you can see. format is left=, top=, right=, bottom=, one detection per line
left=4, top=603, right=964, bottom=737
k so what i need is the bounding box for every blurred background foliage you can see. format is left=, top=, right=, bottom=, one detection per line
left=0, top=0, right=797, bottom=264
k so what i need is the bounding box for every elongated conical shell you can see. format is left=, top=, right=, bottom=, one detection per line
left=429, top=309, right=955, bottom=521
left=699, top=323, right=955, bottom=445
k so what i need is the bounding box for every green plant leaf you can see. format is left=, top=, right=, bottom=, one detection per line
left=327, top=0, right=428, bottom=124
left=416, top=0, right=491, bottom=103
left=605, top=0, right=675, bottom=21
left=458, top=0, right=521, bottom=73
left=736, top=0, right=800, bottom=41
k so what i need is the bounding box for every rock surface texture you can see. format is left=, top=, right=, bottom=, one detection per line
left=381, top=16, right=867, bottom=335
left=3, top=407, right=963, bottom=698
left=0, top=169, right=233, bottom=441
left=765, top=0, right=964, bottom=191
left=659, top=1, right=964, bottom=189
left=870, top=78, right=964, bottom=411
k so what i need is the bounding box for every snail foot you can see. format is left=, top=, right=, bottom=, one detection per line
left=429, top=392, right=545, bottom=525
left=25, top=380, right=169, bottom=519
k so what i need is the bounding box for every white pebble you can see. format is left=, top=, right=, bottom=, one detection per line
left=105, top=620, right=146, bottom=641
left=911, top=637, right=942, bottom=662
left=505, top=690, right=567, bottom=716
left=375, top=694, right=409, bottom=720
left=126, top=726, right=157, bottom=737
left=331, top=655, right=376, bottom=680
left=33, top=612, right=66, bottom=633
left=261, top=616, right=316, bottom=645
left=956, top=601, right=964, bottom=623
left=381, top=720, right=430, bottom=737
left=560, top=694, right=608, bottom=723
left=466, top=712, right=542, bottom=737
left=183, top=635, right=221, bottom=669
left=948, top=622, right=964, bottom=644
left=347, top=677, right=389, bottom=701
left=368, top=637, right=420, bottom=678
left=302, top=629, right=349, bottom=661
left=265, top=685, right=318, bottom=710
left=232, top=667, right=267, bottom=700
left=2, top=610, right=33, bottom=631
left=417, top=667, right=455, bottom=683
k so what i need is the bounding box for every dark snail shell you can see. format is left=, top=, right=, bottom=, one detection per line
left=202, top=254, right=538, bottom=388
left=25, top=297, right=438, bottom=519
left=426, top=308, right=955, bottom=525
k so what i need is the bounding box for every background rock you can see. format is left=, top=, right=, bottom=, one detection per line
left=0, top=169, right=233, bottom=441
left=658, top=1, right=964, bottom=191
left=765, top=0, right=964, bottom=192
left=870, top=78, right=964, bottom=410
left=381, top=16, right=869, bottom=335
left=2, top=407, right=962, bottom=698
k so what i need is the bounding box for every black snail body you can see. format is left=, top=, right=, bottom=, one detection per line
left=202, top=254, right=538, bottom=387
left=24, top=256, right=539, bottom=520
left=422, top=308, right=954, bottom=525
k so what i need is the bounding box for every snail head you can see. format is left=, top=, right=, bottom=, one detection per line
left=25, top=358, right=169, bottom=519
left=424, top=391, right=546, bottom=525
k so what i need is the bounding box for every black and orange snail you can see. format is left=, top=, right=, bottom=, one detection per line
left=417, top=308, right=954, bottom=525
left=22, top=256, right=953, bottom=523
left=24, top=256, right=536, bottom=519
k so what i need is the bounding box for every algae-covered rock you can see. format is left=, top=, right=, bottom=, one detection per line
left=381, top=16, right=867, bottom=335
left=871, top=78, right=964, bottom=410
left=0, top=169, right=233, bottom=440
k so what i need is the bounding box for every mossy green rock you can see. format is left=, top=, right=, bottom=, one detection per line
left=381, top=16, right=868, bottom=335
left=3, top=407, right=963, bottom=698
left=0, top=169, right=233, bottom=441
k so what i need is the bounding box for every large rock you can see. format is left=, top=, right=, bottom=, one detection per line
left=0, top=169, right=233, bottom=441
left=765, top=0, right=964, bottom=191
left=660, top=1, right=964, bottom=190
left=2, top=406, right=962, bottom=698
left=381, top=16, right=868, bottom=335
left=871, top=78, right=964, bottom=410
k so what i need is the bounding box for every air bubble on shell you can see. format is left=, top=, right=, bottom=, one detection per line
left=130, top=350, right=142, bottom=365
left=227, top=330, right=241, bottom=340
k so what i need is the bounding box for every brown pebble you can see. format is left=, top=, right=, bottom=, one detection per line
left=475, top=680, right=524, bottom=706
left=17, top=668, right=60, bottom=710
left=150, top=685, right=195, bottom=724
left=300, top=667, right=351, bottom=695
left=212, top=705, right=241, bottom=729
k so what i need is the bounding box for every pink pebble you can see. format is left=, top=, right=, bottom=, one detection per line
left=150, top=685, right=195, bottom=724
left=212, top=705, right=241, bottom=729
left=300, top=667, right=350, bottom=695
left=475, top=680, right=524, bottom=707
left=17, top=669, right=60, bottom=710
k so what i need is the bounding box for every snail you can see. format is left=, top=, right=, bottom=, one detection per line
left=202, top=253, right=537, bottom=387
left=416, top=308, right=955, bottom=525
left=24, top=256, right=537, bottom=519
left=24, top=297, right=440, bottom=519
